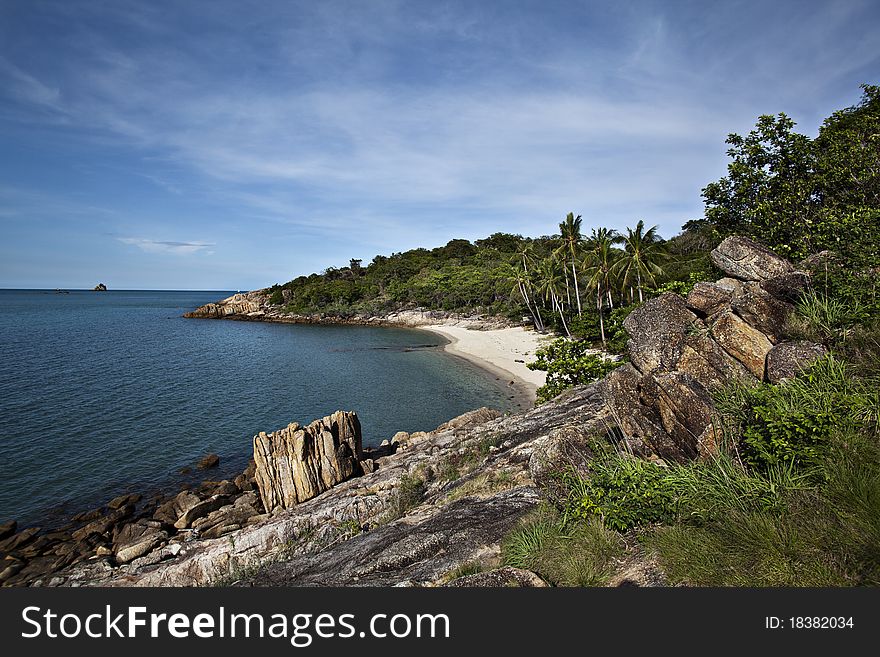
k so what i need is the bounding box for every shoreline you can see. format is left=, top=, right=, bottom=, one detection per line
left=420, top=325, right=550, bottom=407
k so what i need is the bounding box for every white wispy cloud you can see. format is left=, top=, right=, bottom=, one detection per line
left=117, top=238, right=214, bottom=255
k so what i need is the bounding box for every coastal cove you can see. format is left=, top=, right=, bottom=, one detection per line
left=0, top=289, right=528, bottom=530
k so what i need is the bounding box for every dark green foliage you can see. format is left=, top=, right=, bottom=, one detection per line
left=699, top=85, right=880, bottom=261
left=714, top=356, right=877, bottom=471
left=527, top=338, right=623, bottom=403
left=562, top=453, right=678, bottom=531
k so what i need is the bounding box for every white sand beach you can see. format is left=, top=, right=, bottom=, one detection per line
left=421, top=325, right=551, bottom=402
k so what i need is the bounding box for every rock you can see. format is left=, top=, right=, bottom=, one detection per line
left=678, top=331, right=756, bottom=391
left=730, top=281, right=793, bottom=343
left=759, top=271, right=811, bottom=304
left=107, top=493, right=141, bottom=510
left=71, top=505, right=134, bottom=541
left=174, top=495, right=229, bottom=530
left=710, top=236, right=794, bottom=281
left=113, top=524, right=167, bottom=564
left=686, top=281, right=736, bottom=316
left=253, top=411, right=364, bottom=513
left=390, top=431, right=410, bottom=444
left=603, top=365, right=668, bottom=457
left=361, top=458, right=377, bottom=474
left=234, top=459, right=257, bottom=491
left=646, top=372, right=715, bottom=459
left=528, top=424, right=600, bottom=502
left=0, top=526, right=41, bottom=553
left=435, top=408, right=501, bottom=433
left=766, top=341, right=828, bottom=384
left=93, top=283, right=107, bottom=291
left=711, top=311, right=774, bottom=378
left=71, top=508, right=105, bottom=523
left=0, top=520, right=16, bottom=541
left=623, top=293, right=698, bottom=373
left=95, top=546, right=113, bottom=557
left=199, top=480, right=239, bottom=497
left=184, top=291, right=266, bottom=318
left=445, top=566, right=548, bottom=587
left=196, top=453, right=220, bottom=470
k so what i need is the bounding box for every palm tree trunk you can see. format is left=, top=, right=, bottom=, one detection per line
left=552, top=291, right=571, bottom=338
left=596, top=289, right=606, bottom=346
left=636, top=267, right=644, bottom=303
left=571, top=258, right=582, bottom=316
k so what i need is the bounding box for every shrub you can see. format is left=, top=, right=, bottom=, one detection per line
left=385, top=473, right=427, bottom=520
left=528, top=338, right=623, bottom=403
left=562, top=453, right=677, bottom=531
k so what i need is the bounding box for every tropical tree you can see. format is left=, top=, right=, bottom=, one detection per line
left=614, top=220, right=666, bottom=303
left=556, top=212, right=584, bottom=316
left=584, top=228, right=621, bottom=346
left=507, top=261, right=545, bottom=333
left=536, top=258, right=572, bottom=338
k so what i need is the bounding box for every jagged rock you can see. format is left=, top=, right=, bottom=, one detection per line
left=71, top=508, right=105, bottom=523
left=604, top=364, right=668, bottom=457
left=199, top=480, right=239, bottom=497
left=766, top=341, right=828, bottom=384
left=686, top=280, right=737, bottom=316
left=759, top=272, right=811, bottom=303
left=197, top=453, right=220, bottom=470
left=70, top=505, right=134, bottom=541
left=113, top=523, right=167, bottom=564
left=711, top=311, right=773, bottom=378
left=234, top=459, right=257, bottom=491
left=0, top=526, right=41, bottom=554
left=253, top=411, right=364, bottom=513
left=710, top=236, right=794, bottom=281
left=107, top=493, right=141, bottom=510
left=646, top=372, right=714, bottom=459
left=153, top=490, right=201, bottom=526
left=678, top=331, right=756, bottom=390
left=623, top=293, right=698, bottom=373
left=93, top=283, right=107, bottom=291
left=174, top=495, right=229, bottom=530
left=446, top=567, right=548, bottom=587
left=0, top=521, right=16, bottom=541
left=730, top=281, right=793, bottom=344
left=184, top=291, right=266, bottom=318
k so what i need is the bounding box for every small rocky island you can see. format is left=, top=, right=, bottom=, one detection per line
left=93, top=283, right=108, bottom=291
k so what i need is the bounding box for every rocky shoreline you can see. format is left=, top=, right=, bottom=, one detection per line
left=1, top=236, right=830, bottom=587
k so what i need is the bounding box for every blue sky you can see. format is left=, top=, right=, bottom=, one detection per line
left=1, top=0, right=877, bottom=290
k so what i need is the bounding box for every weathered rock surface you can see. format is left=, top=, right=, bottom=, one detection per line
left=623, top=293, right=698, bottom=373
left=183, top=291, right=266, bottom=318
left=196, top=453, right=220, bottom=470
left=766, top=341, right=828, bottom=384
left=253, top=411, right=364, bottom=512
left=710, top=236, right=794, bottom=281
left=711, top=311, right=774, bottom=378
left=113, top=523, right=167, bottom=564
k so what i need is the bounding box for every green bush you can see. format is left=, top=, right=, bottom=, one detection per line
left=713, top=355, right=877, bottom=471
left=562, top=454, right=677, bottom=531
left=527, top=338, right=623, bottom=403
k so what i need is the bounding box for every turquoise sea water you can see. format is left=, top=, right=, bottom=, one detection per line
left=0, top=290, right=518, bottom=527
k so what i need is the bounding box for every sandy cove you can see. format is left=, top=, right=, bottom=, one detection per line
left=421, top=325, right=551, bottom=404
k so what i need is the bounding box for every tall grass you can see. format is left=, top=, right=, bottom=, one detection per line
left=501, top=506, right=624, bottom=587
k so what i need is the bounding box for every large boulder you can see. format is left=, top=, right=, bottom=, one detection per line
left=711, top=311, right=774, bottom=379
left=253, top=411, right=365, bottom=513
left=685, top=279, right=740, bottom=317
left=730, top=281, right=793, bottom=344
left=113, top=523, right=167, bottom=564
left=710, top=236, right=794, bottom=281
left=623, top=293, right=698, bottom=373
left=766, top=341, right=828, bottom=384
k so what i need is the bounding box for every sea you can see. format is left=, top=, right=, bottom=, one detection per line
left=0, top=289, right=520, bottom=528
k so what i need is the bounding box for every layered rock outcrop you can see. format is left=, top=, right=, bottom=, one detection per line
left=253, top=411, right=365, bottom=512
left=605, top=235, right=825, bottom=461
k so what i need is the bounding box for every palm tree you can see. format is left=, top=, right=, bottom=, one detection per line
left=555, top=212, right=584, bottom=316
left=535, top=258, right=571, bottom=338
left=584, top=229, right=620, bottom=347
left=507, top=261, right=544, bottom=333
left=614, top=220, right=666, bottom=303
